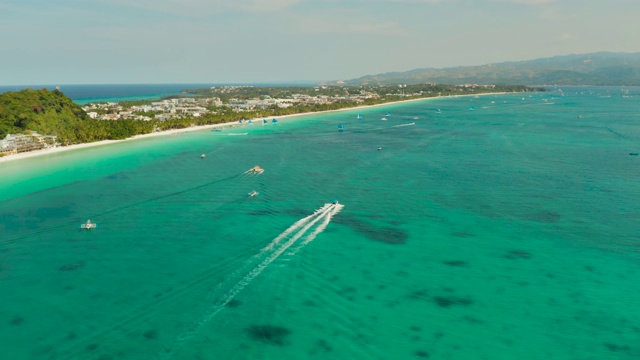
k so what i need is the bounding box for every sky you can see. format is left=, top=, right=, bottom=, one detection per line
left=2, top=0, right=639, bottom=85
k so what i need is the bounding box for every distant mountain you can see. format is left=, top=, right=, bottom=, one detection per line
left=336, top=52, right=640, bottom=86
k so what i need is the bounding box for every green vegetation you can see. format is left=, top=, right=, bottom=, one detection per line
left=1, top=84, right=538, bottom=147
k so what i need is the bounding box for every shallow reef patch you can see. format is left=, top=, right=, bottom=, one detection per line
left=59, top=261, right=85, bottom=271
left=433, top=296, right=474, bottom=308
left=246, top=325, right=291, bottom=346
left=333, top=214, right=408, bottom=244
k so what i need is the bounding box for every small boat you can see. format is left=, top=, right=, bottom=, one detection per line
left=212, top=129, right=222, bottom=132
left=263, top=119, right=268, bottom=125
left=247, top=165, right=264, bottom=174
left=201, top=154, right=206, bottom=159
left=385, top=112, right=391, bottom=116
left=272, top=118, right=278, bottom=124
left=81, top=220, right=97, bottom=230
left=248, top=190, right=259, bottom=197
left=413, top=116, right=419, bottom=120
left=381, top=117, right=388, bottom=121
left=338, top=123, right=345, bottom=130
left=377, top=147, right=382, bottom=151
left=469, top=106, right=475, bottom=111
left=239, top=119, right=244, bottom=123
left=436, top=109, right=442, bottom=114
left=332, top=199, right=339, bottom=205
left=357, top=114, right=363, bottom=119
left=248, top=119, right=253, bottom=124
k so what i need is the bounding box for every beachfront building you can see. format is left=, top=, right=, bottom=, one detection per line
left=0, top=133, right=57, bottom=156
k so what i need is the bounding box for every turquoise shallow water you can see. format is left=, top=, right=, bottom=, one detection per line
left=1, top=88, right=639, bottom=359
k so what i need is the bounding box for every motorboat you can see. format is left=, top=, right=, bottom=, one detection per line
left=201, top=154, right=206, bottom=159
left=381, top=117, right=388, bottom=121
left=332, top=199, right=339, bottom=205
left=81, top=220, right=97, bottom=229
left=248, top=190, right=259, bottom=197
left=247, top=165, right=264, bottom=174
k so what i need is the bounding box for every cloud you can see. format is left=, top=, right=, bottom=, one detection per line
left=513, top=0, right=555, bottom=4
left=98, top=0, right=299, bottom=16
left=299, top=17, right=408, bottom=36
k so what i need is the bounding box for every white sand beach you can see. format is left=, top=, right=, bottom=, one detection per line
left=0, top=93, right=504, bottom=164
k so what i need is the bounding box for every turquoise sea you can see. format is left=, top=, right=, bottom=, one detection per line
left=1, top=87, right=639, bottom=359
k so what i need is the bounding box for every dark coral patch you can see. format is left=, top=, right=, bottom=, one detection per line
left=451, top=232, right=475, bottom=238
left=503, top=250, right=531, bottom=260
left=334, top=215, right=408, bottom=244
left=302, top=299, right=317, bottom=307
left=143, top=330, right=158, bottom=339
left=527, top=210, right=561, bottom=223
left=415, top=350, right=430, bottom=358
left=86, top=344, right=98, bottom=351
left=442, top=260, right=468, bottom=267
left=433, top=296, right=473, bottom=308
left=10, top=316, right=24, bottom=326
left=604, top=343, right=631, bottom=352
left=226, top=299, right=242, bottom=308
left=408, top=289, right=429, bottom=300
left=315, top=339, right=332, bottom=352
left=59, top=261, right=85, bottom=271
left=246, top=325, right=291, bottom=346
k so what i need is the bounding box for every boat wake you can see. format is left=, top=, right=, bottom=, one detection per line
left=156, top=202, right=343, bottom=359
left=392, top=122, right=415, bottom=128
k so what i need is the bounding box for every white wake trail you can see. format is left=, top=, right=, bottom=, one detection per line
left=255, top=203, right=332, bottom=257
left=289, top=204, right=343, bottom=255
left=156, top=203, right=340, bottom=359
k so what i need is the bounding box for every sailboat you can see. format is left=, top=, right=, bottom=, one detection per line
left=263, top=119, right=268, bottom=125
left=357, top=114, right=363, bottom=119
left=338, top=123, right=345, bottom=131
left=385, top=112, right=391, bottom=116
left=272, top=118, right=278, bottom=124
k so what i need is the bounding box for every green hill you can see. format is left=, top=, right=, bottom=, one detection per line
left=0, top=89, right=154, bottom=144
left=337, top=52, right=640, bottom=86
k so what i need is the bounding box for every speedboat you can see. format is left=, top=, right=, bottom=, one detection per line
left=332, top=199, right=339, bottom=205
left=247, top=165, right=264, bottom=174
left=248, top=190, right=259, bottom=197
left=381, top=117, right=388, bottom=121
left=81, top=220, right=97, bottom=229
left=201, top=154, right=206, bottom=159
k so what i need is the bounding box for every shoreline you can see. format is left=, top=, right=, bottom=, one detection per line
left=0, top=93, right=505, bottom=163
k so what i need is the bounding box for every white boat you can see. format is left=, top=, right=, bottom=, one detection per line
left=248, top=190, right=259, bottom=197
left=81, top=220, right=97, bottom=229
left=247, top=165, right=264, bottom=174
left=413, top=116, right=419, bottom=120
left=201, top=154, right=206, bottom=158
left=381, top=117, right=388, bottom=121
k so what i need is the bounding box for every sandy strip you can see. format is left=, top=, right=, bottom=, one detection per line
left=0, top=93, right=505, bottom=163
